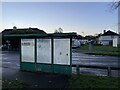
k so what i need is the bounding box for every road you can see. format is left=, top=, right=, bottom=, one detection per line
left=1, top=51, right=69, bottom=88
left=1, top=51, right=120, bottom=77
left=72, top=51, right=120, bottom=77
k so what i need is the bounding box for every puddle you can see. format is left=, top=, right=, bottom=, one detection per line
left=2, top=62, right=11, bottom=64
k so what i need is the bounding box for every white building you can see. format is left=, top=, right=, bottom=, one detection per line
left=99, top=30, right=119, bottom=46
left=113, top=37, right=120, bottom=47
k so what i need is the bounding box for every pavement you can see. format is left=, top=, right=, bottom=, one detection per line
left=1, top=51, right=69, bottom=89
left=2, top=68, right=69, bottom=89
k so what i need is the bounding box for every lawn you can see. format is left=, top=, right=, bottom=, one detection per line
left=79, top=45, right=120, bottom=52
left=85, top=52, right=120, bottom=56
left=78, top=45, right=120, bottom=56
left=65, top=74, right=120, bottom=89
left=93, top=45, right=120, bottom=52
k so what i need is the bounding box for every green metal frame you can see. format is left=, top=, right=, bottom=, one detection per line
left=52, top=38, right=72, bottom=75
left=36, top=63, right=52, bottom=72
left=35, top=37, right=53, bottom=73
left=20, top=38, right=36, bottom=72
left=20, top=62, right=36, bottom=72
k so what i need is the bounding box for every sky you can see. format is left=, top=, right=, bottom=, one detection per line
left=1, top=2, right=118, bottom=35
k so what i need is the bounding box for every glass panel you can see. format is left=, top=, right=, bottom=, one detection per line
left=37, top=39, right=51, bottom=64
left=54, top=39, right=70, bottom=65
left=21, top=39, right=35, bottom=62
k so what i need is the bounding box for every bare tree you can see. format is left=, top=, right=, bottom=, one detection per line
left=54, top=29, right=58, bottom=33
left=54, top=27, right=63, bottom=33
left=112, top=0, right=120, bottom=9
left=58, top=27, right=63, bottom=33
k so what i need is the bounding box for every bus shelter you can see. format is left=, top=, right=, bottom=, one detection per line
left=4, top=33, right=76, bottom=75
left=3, top=33, right=76, bottom=74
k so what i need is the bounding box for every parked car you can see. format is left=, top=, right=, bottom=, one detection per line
left=72, top=39, right=81, bottom=49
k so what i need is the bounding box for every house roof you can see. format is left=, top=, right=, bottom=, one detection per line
left=4, top=33, right=77, bottom=38
left=2, top=28, right=47, bottom=35
left=2, top=27, right=77, bottom=38
left=102, top=30, right=119, bottom=36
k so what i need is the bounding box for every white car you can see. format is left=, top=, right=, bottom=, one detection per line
left=72, top=39, right=81, bottom=48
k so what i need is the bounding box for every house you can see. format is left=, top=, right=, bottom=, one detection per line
left=99, top=30, right=119, bottom=46
left=2, top=26, right=46, bottom=35
left=113, top=36, right=120, bottom=47
left=1, top=26, right=47, bottom=50
left=1, top=26, right=77, bottom=50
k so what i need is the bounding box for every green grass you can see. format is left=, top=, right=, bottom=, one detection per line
left=78, top=45, right=89, bottom=50
left=93, top=45, right=120, bottom=52
left=2, top=80, right=28, bottom=89
left=79, top=45, right=120, bottom=52
left=2, top=74, right=120, bottom=89
left=77, top=45, right=120, bottom=56
left=65, top=74, right=120, bottom=89
left=85, top=52, right=120, bottom=56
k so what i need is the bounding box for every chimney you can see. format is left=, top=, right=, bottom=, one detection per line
left=13, top=26, right=17, bottom=30
left=103, top=30, right=106, bottom=33
left=28, top=27, right=33, bottom=31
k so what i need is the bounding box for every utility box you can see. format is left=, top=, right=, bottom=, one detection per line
left=19, top=33, right=75, bottom=75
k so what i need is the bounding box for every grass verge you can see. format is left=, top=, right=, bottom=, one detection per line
left=77, top=45, right=120, bottom=56
left=2, top=74, right=120, bottom=89
left=65, top=74, right=120, bottom=89
left=85, top=52, right=120, bottom=56
left=2, top=79, right=28, bottom=89
left=79, top=45, right=120, bottom=52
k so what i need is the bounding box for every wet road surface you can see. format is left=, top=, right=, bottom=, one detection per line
left=1, top=51, right=120, bottom=77
left=1, top=51, right=68, bottom=88
left=72, top=52, right=119, bottom=67
left=72, top=51, right=120, bottom=77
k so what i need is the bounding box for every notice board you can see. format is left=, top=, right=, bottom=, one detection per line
left=21, top=39, right=35, bottom=62
left=54, top=39, right=70, bottom=65
left=37, top=39, right=51, bottom=64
